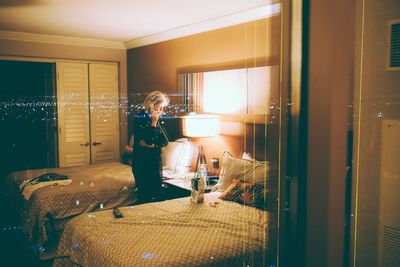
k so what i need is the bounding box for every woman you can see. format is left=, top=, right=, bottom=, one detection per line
left=131, top=91, right=169, bottom=203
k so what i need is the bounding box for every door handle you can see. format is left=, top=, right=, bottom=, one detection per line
left=285, top=175, right=292, bottom=212
left=80, top=142, right=89, bottom=146
left=92, top=141, right=102, bottom=146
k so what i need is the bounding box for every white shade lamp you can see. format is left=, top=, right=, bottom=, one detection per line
left=181, top=113, right=220, bottom=175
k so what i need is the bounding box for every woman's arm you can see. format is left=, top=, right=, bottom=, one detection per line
left=133, top=111, right=168, bottom=148
left=133, top=112, right=158, bottom=148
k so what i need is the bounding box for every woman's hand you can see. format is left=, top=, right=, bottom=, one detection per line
left=150, top=110, right=162, bottom=127
left=139, top=140, right=155, bottom=148
left=124, top=145, right=133, bottom=154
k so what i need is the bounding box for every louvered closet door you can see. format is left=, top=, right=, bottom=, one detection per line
left=89, top=63, right=119, bottom=164
left=57, top=62, right=90, bottom=167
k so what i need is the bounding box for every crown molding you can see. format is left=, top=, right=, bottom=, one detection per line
left=0, top=3, right=280, bottom=51
left=125, top=3, right=281, bottom=49
left=0, top=31, right=126, bottom=50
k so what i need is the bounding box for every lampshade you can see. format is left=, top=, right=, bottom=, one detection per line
left=181, top=114, right=220, bottom=138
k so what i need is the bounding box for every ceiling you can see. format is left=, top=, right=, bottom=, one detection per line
left=0, top=0, right=280, bottom=49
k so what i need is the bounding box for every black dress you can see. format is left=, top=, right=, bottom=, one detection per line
left=131, top=109, right=169, bottom=202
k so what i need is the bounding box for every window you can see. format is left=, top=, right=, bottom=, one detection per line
left=178, top=65, right=279, bottom=116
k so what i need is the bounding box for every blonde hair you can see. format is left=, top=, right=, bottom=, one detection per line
left=142, top=91, right=170, bottom=112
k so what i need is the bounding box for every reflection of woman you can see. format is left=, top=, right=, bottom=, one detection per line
left=132, top=91, right=169, bottom=203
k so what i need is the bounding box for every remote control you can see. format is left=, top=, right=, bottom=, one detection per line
left=113, top=207, right=123, bottom=218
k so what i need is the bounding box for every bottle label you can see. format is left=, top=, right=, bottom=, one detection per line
left=191, top=177, right=204, bottom=203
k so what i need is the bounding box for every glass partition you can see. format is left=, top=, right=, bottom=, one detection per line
left=0, top=1, right=309, bottom=266
left=127, top=1, right=305, bottom=266
left=175, top=7, right=284, bottom=266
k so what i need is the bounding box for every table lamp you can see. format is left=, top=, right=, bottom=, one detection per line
left=181, top=113, right=220, bottom=176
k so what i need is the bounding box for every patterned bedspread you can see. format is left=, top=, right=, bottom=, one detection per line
left=53, top=193, right=276, bottom=267
left=5, top=162, right=136, bottom=247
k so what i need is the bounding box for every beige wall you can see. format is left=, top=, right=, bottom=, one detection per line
left=127, top=16, right=281, bottom=165
left=307, top=0, right=356, bottom=266
left=0, top=39, right=128, bottom=158
left=353, top=0, right=400, bottom=266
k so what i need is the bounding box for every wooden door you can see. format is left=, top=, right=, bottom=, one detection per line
left=57, top=62, right=90, bottom=167
left=89, top=63, right=120, bottom=164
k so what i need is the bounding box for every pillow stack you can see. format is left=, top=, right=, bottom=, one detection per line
left=218, top=179, right=276, bottom=211
left=161, top=138, right=193, bottom=178
left=216, top=151, right=277, bottom=192
left=216, top=151, right=277, bottom=211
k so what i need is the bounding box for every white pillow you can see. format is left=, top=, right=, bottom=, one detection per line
left=216, top=151, right=277, bottom=192
left=162, top=138, right=193, bottom=178
left=241, top=152, right=253, bottom=160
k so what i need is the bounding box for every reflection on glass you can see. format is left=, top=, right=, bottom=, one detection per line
left=177, top=50, right=281, bottom=266
left=178, top=65, right=279, bottom=116
left=203, top=68, right=247, bottom=114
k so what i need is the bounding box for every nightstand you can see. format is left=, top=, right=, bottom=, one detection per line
left=161, top=179, right=191, bottom=200
left=161, top=175, right=218, bottom=200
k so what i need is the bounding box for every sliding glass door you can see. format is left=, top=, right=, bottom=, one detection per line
left=126, top=1, right=306, bottom=265
left=0, top=60, right=57, bottom=178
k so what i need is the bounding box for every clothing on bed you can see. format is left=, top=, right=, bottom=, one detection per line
left=19, top=172, right=71, bottom=200
left=19, top=173, right=69, bottom=190
left=20, top=178, right=72, bottom=200
left=218, top=179, right=277, bottom=212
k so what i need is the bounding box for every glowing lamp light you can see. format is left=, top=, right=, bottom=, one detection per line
left=181, top=113, right=220, bottom=177
left=181, top=114, right=220, bottom=138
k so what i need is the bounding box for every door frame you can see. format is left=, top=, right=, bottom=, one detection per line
left=279, top=0, right=308, bottom=266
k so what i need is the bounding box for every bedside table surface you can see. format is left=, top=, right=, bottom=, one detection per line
left=163, top=173, right=218, bottom=193
left=163, top=177, right=192, bottom=191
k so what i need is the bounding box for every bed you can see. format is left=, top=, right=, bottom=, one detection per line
left=53, top=151, right=278, bottom=267
left=4, top=162, right=136, bottom=249
left=3, top=137, right=193, bottom=253
left=53, top=192, right=276, bottom=267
